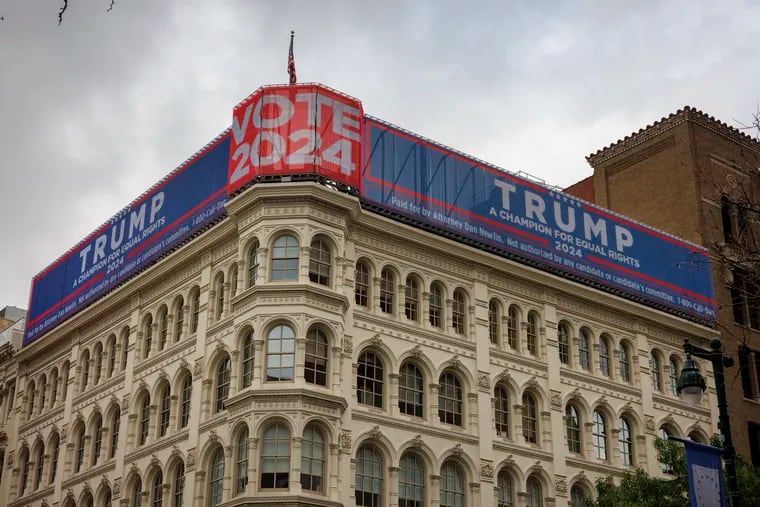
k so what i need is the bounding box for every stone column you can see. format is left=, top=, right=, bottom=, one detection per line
left=429, top=383, right=440, bottom=427
left=223, top=281, right=231, bottom=317
left=193, top=470, right=207, bottom=506
left=372, top=276, right=382, bottom=314
left=223, top=444, right=233, bottom=503
left=445, top=299, right=454, bottom=334
left=584, top=422, right=594, bottom=458
left=150, top=322, right=159, bottom=356
left=201, top=379, right=213, bottom=420
left=422, top=291, right=431, bottom=330
left=291, top=437, right=303, bottom=495
left=229, top=351, right=240, bottom=397
left=388, top=374, right=400, bottom=418
left=468, top=393, right=480, bottom=435
left=388, top=466, right=399, bottom=506
left=513, top=404, right=524, bottom=443
left=430, top=474, right=441, bottom=507
left=255, top=247, right=268, bottom=285
left=169, top=395, right=179, bottom=431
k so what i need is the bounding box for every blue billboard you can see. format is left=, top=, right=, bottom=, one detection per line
left=362, top=117, right=716, bottom=322
left=24, top=130, right=232, bottom=346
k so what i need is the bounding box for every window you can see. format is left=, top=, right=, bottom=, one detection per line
left=380, top=268, right=395, bottom=314
left=357, top=352, right=384, bottom=408
left=248, top=241, right=260, bottom=287
left=190, top=288, right=200, bottom=334
left=143, top=315, right=153, bottom=359
left=216, top=356, right=231, bottom=412
left=355, top=444, right=383, bottom=507
left=266, top=324, right=295, bottom=381
left=570, top=485, right=587, bottom=507
left=230, top=264, right=238, bottom=297
left=452, top=290, right=466, bottom=334
left=494, top=386, right=510, bottom=437
left=209, top=448, right=224, bottom=507
left=507, top=306, right=518, bottom=349
left=658, top=428, right=674, bottom=473
left=214, top=274, right=225, bottom=320
left=19, top=448, right=29, bottom=495
left=309, top=238, right=331, bottom=285
left=75, top=424, right=86, bottom=472
left=558, top=322, right=570, bottom=365
left=120, top=330, right=129, bottom=372
left=651, top=352, right=662, bottom=392
left=721, top=195, right=734, bottom=243
left=272, top=234, right=299, bottom=281
left=173, top=463, right=185, bottom=507
left=158, top=306, right=168, bottom=351
left=174, top=297, right=184, bottom=342
left=439, top=461, right=465, bottom=507
left=527, top=312, right=538, bottom=355
left=50, top=369, right=58, bottom=407
left=592, top=411, right=607, bottom=460
left=599, top=335, right=611, bottom=377
left=179, top=376, right=191, bottom=429
left=92, top=414, right=103, bottom=465
left=748, top=422, right=760, bottom=468
left=152, top=471, right=163, bottom=507
left=236, top=427, right=249, bottom=494
left=522, top=393, right=537, bottom=443
left=526, top=476, right=543, bottom=507
left=438, top=372, right=463, bottom=426
left=566, top=405, right=581, bottom=454
left=107, top=337, right=116, bottom=376
left=82, top=493, right=93, bottom=507
left=94, top=344, right=103, bottom=384
left=405, top=276, right=420, bottom=321
left=82, top=349, right=91, bottom=389
left=38, top=375, right=47, bottom=413
left=619, top=417, right=633, bottom=466
left=730, top=267, right=760, bottom=328
left=301, top=425, right=325, bottom=492
left=49, top=433, right=59, bottom=483
left=429, top=284, right=443, bottom=328
left=488, top=299, right=500, bottom=345
left=497, top=471, right=514, bottom=507
left=159, top=385, right=170, bottom=437
left=261, top=423, right=290, bottom=488
left=399, top=452, right=424, bottom=507
left=34, top=444, right=44, bottom=490
left=619, top=342, right=631, bottom=383
left=669, top=357, right=679, bottom=396
left=110, top=408, right=120, bottom=458
left=355, top=262, right=369, bottom=307
left=399, top=363, right=424, bottom=417
left=740, top=347, right=754, bottom=398
left=305, top=327, right=328, bottom=386
left=241, top=330, right=255, bottom=388
left=578, top=329, right=590, bottom=371
left=25, top=380, right=35, bottom=419
left=132, top=478, right=143, bottom=507
left=104, top=488, right=112, bottom=507
left=140, top=395, right=150, bottom=446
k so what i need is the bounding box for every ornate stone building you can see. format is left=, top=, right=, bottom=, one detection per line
left=2, top=181, right=717, bottom=507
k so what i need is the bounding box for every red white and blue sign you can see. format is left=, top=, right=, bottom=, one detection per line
left=24, top=131, right=231, bottom=346
left=361, top=116, right=716, bottom=321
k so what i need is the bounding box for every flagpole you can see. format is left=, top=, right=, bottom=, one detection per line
left=288, top=30, right=297, bottom=85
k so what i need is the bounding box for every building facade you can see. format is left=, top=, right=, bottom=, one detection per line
left=2, top=180, right=717, bottom=507
left=567, top=106, right=760, bottom=466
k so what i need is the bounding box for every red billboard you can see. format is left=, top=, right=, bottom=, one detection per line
left=228, top=83, right=363, bottom=194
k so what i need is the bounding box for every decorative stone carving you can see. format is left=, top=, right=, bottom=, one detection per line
left=130, top=462, right=140, bottom=476
left=448, top=355, right=462, bottom=369
left=150, top=454, right=161, bottom=469
left=339, top=430, right=351, bottom=451
left=83, top=481, right=92, bottom=494
left=171, top=446, right=181, bottom=459
left=497, top=369, right=512, bottom=384
left=527, top=376, right=539, bottom=390
left=450, top=443, right=463, bottom=458
left=369, top=334, right=382, bottom=347
left=645, top=415, right=656, bottom=432
left=410, top=434, right=424, bottom=448
left=410, top=344, right=422, bottom=357
left=101, top=475, right=110, bottom=488
left=208, top=430, right=219, bottom=443
left=550, top=390, right=562, bottom=409
left=157, top=370, right=168, bottom=383
left=477, top=371, right=490, bottom=391
left=343, top=337, right=353, bottom=354
left=193, top=358, right=204, bottom=379
left=502, top=454, right=515, bottom=468
left=121, top=394, right=130, bottom=412
left=369, top=426, right=382, bottom=440
left=480, top=460, right=494, bottom=480
left=186, top=448, right=196, bottom=470
left=113, top=477, right=121, bottom=498
left=555, top=478, right=568, bottom=493
left=178, top=358, right=189, bottom=370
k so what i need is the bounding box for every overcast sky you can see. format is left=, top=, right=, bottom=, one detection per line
left=1, top=0, right=758, bottom=309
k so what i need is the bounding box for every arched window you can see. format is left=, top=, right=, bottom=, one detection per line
left=190, top=287, right=201, bottom=334
left=489, top=299, right=501, bottom=345
left=429, top=283, right=443, bottom=328
left=82, top=348, right=91, bottom=389
left=119, top=329, right=129, bottom=372
left=309, top=238, right=331, bottom=286
left=599, top=335, right=611, bottom=377
left=497, top=470, right=514, bottom=507
left=230, top=264, right=238, bottom=297
left=619, top=342, right=631, bottom=383
left=357, top=352, right=384, bottom=408
left=566, top=404, right=581, bottom=454
left=658, top=427, right=674, bottom=473
left=266, top=324, right=295, bottom=381
left=103, top=487, right=113, bottom=507
left=261, top=423, right=290, bottom=489
left=241, top=330, right=255, bottom=388
left=558, top=322, right=570, bottom=364
left=143, top=314, right=153, bottom=359
left=526, top=476, right=543, bottom=507
left=669, top=357, right=679, bottom=395
left=355, top=444, right=383, bottom=507
left=158, top=305, right=168, bottom=351
left=301, top=424, right=325, bottom=492
left=91, top=413, right=103, bottom=465
left=570, top=484, right=587, bottom=507
left=236, top=427, right=249, bottom=494
left=172, top=463, right=185, bottom=507
left=208, top=448, right=225, bottom=507
left=651, top=352, right=662, bottom=392
left=405, top=276, right=420, bottom=321
left=109, top=408, right=120, bottom=459
left=60, top=362, right=70, bottom=402
left=152, top=470, right=163, bottom=507
left=272, top=234, right=299, bottom=281
left=93, top=342, right=103, bottom=384
left=527, top=312, right=538, bottom=355
left=216, top=355, right=231, bottom=412
left=75, top=423, right=86, bottom=472
left=50, top=368, right=59, bottom=407
left=214, top=273, right=225, bottom=320
left=399, top=452, right=425, bottom=507
left=179, top=376, right=191, bottom=429
left=619, top=417, right=633, bottom=466
left=522, top=393, right=538, bottom=443
left=578, top=328, right=590, bottom=371
left=355, top=261, right=370, bottom=307
left=158, top=384, right=171, bottom=437
left=689, top=431, right=706, bottom=443
left=452, top=290, right=466, bottom=334
left=495, top=386, right=510, bottom=437
left=174, top=297, right=184, bottom=343
left=18, top=447, right=29, bottom=495
left=507, top=305, right=519, bottom=349
left=592, top=411, right=608, bottom=460
left=439, top=460, right=465, bottom=507
left=131, top=478, right=143, bottom=507
left=25, top=380, right=35, bottom=419
left=34, top=443, right=44, bottom=490
left=248, top=241, right=260, bottom=288
left=107, top=335, right=117, bottom=377
left=399, top=362, right=424, bottom=417
left=38, top=375, right=47, bottom=413
left=380, top=268, right=395, bottom=314
left=305, top=327, right=328, bottom=386
left=438, top=372, right=463, bottom=426
left=49, top=432, right=60, bottom=483
left=140, top=394, right=151, bottom=446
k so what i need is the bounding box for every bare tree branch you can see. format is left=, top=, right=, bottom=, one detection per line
left=734, top=102, right=760, bottom=140
left=107, top=0, right=115, bottom=12
left=58, top=0, right=68, bottom=26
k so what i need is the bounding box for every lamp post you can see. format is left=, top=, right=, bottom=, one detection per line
left=677, top=338, right=740, bottom=507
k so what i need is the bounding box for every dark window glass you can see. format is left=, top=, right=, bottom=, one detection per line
left=261, top=423, right=290, bottom=489
left=309, top=238, right=331, bottom=285
left=398, top=363, right=424, bottom=417
left=358, top=352, right=384, bottom=408
left=272, top=235, right=299, bottom=281
left=438, top=373, right=463, bottom=426
left=355, top=444, right=382, bottom=507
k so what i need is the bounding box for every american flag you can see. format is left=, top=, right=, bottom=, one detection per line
left=288, top=31, right=296, bottom=85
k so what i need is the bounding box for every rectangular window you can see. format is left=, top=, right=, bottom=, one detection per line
left=749, top=422, right=760, bottom=468
left=740, top=348, right=755, bottom=399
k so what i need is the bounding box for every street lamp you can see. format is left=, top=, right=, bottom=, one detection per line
left=677, top=338, right=740, bottom=507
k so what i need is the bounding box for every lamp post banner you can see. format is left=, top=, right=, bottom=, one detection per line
left=683, top=439, right=726, bottom=507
